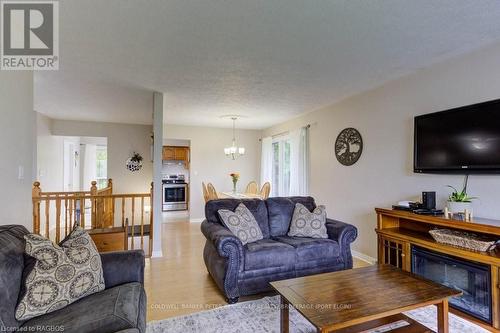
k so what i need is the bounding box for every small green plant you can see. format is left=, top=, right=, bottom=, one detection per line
left=447, top=175, right=477, bottom=202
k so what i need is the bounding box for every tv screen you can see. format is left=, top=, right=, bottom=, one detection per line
left=414, top=99, right=500, bottom=173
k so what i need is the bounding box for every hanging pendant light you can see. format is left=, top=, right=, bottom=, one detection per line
left=224, top=117, right=245, bottom=160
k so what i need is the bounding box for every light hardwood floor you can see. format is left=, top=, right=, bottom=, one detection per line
left=145, top=222, right=371, bottom=322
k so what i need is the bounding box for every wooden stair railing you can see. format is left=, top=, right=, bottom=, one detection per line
left=32, top=180, right=154, bottom=257
left=90, top=179, right=114, bottom=229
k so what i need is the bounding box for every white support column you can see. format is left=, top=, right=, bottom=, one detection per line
left=151, top=92, right=164, bottom=257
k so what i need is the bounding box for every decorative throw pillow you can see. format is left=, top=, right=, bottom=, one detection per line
left=288, top=203, right=328, bottom=238
left=218, top=203, right=264, bottom=245
left=16, top=227, right=105, bottom=321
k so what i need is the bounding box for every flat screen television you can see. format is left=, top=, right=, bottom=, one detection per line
left=414, top=98, right=500, bottom=174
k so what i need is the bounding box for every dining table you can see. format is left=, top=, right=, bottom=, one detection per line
left=218, top=192, right=263, bottom=199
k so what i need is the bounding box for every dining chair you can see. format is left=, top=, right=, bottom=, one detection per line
left=260, top=182, right=271, bottom=199
left=202, top=182, right=210, bottom=203
left=207, top=183, right=219, bottom=201
left=244, top=181, right=259, bottom=195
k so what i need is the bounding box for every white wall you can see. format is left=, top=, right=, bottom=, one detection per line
left=0, top=71, right=34, bottom=229
left=37, top=115, right=109, bottom=192
left=51, top=119, right=153, bottom=193
left=163, top=124, right=261, bottom=220
left=264, top=41, right=500, bottom=259
left=37, top=113, right=64, bottom=192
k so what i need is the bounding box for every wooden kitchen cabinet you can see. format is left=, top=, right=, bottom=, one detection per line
left=174, top=147, right=188, bottom=161
left=162, top=147, right=175, bottom=160
left=162, top=146, right=190, bottom=168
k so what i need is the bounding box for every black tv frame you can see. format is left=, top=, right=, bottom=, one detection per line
left=414, top=98, right=500, bottom=174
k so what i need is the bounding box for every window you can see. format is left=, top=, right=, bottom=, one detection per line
left=272, top=136, right=291, bottom=197
left=261, top=127, right=309, bottom=197
left=96, top=146, right=107, bottom=189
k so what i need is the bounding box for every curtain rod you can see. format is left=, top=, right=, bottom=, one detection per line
left=259, top=124, right=311, bottom=142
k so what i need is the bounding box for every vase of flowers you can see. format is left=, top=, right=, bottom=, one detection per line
left=230, top=172, right=240, bottom=193
left=447, top=175, right=477, bottom=214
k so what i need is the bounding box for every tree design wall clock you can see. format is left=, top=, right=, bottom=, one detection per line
left=335, top=128, right=363, bottom=166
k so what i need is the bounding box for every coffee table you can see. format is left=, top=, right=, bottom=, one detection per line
left=270, top=265, right=461, bottom=333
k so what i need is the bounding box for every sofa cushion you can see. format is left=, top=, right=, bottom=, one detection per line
left=244, top=239, right=295, bottom=271
left=274, top=236, right=340, bottom=261
left=16, top=227, right=105, bottom=321
left=288, top=203, right=328, bottom=239
left=21, top=282, right=145, bottom=333
left=205, top=199, right=270, bottom=238
left=218, top=203, right=264, bottom=245
left=266, top=197, right=316, bottom=237
left=0, top=225, right=29, bottom=331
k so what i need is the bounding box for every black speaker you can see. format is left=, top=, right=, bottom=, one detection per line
left=422, top=191, right=436, bottom=210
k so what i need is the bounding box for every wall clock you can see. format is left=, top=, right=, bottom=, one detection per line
left=335, top=128, right=363, bottom=166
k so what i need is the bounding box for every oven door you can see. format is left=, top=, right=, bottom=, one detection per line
left=163, top=184, right=188, bottom=211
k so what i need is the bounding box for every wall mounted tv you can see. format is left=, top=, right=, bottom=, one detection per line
left=414, top=98, right=500, bottom=174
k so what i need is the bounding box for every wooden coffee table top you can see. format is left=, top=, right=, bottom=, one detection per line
left=270, top=265, right=462, bottom=332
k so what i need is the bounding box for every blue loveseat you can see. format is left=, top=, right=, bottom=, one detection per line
left=201, top=197, right=358, bottom=303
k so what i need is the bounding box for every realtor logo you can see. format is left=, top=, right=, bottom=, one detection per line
left=1, top=1, right=59, bottom=70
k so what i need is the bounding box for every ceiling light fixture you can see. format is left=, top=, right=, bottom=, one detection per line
left=224, top=117, right=245, bottom=160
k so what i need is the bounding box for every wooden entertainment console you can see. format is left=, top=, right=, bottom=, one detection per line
left=376, top=208, right=500, bottom=332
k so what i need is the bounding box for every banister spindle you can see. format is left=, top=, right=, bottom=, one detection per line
left=32, top=182, right=41, bottom=234
left=91, top=181, right=97, bottom=228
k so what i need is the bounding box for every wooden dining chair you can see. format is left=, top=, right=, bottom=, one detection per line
left=260, top=182, right=271, bottom=199
left=244, top=181, right=259, bottom=195
left=202, top=182, right=210, bottom=203
left=206, top=183, right=219, bottom=201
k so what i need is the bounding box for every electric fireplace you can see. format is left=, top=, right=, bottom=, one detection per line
left=411, top=246, right=491, bottom=323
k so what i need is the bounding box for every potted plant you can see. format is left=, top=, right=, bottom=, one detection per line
left=447, top=175, right=477, bottom=213
left=230, top=172, right=240, bottom=193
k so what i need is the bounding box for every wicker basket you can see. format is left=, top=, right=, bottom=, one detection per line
left=429, top=229, right=500, bottom=252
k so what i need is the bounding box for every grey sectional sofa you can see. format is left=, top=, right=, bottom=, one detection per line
left=0, top=225, right=146, bottom=333
left=201, top=196, right=358, bottom=303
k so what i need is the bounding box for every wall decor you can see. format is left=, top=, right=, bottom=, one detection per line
left=334, top=128, right=363, bottom=166
left=126, top=152, right=143, bottom=172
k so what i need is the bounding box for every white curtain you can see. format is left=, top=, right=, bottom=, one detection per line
left=289, top=127, right=309, bottom=196
left=260, top=136, right=273, bottom=186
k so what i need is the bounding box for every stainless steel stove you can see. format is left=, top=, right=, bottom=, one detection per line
left=162, top=175, right=188, bottom=211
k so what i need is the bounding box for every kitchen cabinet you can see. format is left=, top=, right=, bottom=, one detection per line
left=162, top=147, right=175, bottom=160
left=162, top=146, right=190, bottom=168
left=174, top=147, right=188, bottom=161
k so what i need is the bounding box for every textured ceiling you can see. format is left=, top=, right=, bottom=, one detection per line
left=35, top=0, right=500, bottom=129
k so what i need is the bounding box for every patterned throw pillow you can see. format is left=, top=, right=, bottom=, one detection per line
left=218, top=203, right=264, bottom=245
left=16, top=227, right=105, bottom=321
left=288, top=203, right=328, bottom=238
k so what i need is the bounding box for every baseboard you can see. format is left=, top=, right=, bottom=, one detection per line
left=151, top=250, right=163, bottom=258
left=352, top=250, right=377, bottom=265
left=189, top=218, right=204, bottom=223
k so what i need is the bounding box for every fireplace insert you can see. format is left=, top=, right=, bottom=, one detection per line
left=411, top=246, right=491, bottom=323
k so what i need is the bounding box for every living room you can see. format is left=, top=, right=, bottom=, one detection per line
left=3, top=1, right=500, bottom=333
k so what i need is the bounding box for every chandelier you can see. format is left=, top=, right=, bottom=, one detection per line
left=224, top=117, right=245, bottom=160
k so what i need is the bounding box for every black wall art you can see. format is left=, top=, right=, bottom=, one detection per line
left=335, top=128, right=363, bottom=166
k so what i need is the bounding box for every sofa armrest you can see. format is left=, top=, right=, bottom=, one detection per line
left=326, top=218, right=358, bottom=245
left=100, top=250, right=145, bottom=288
left=326, top=218, right=358, bottom=269
left=200, top=220, right=244, bottom=272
